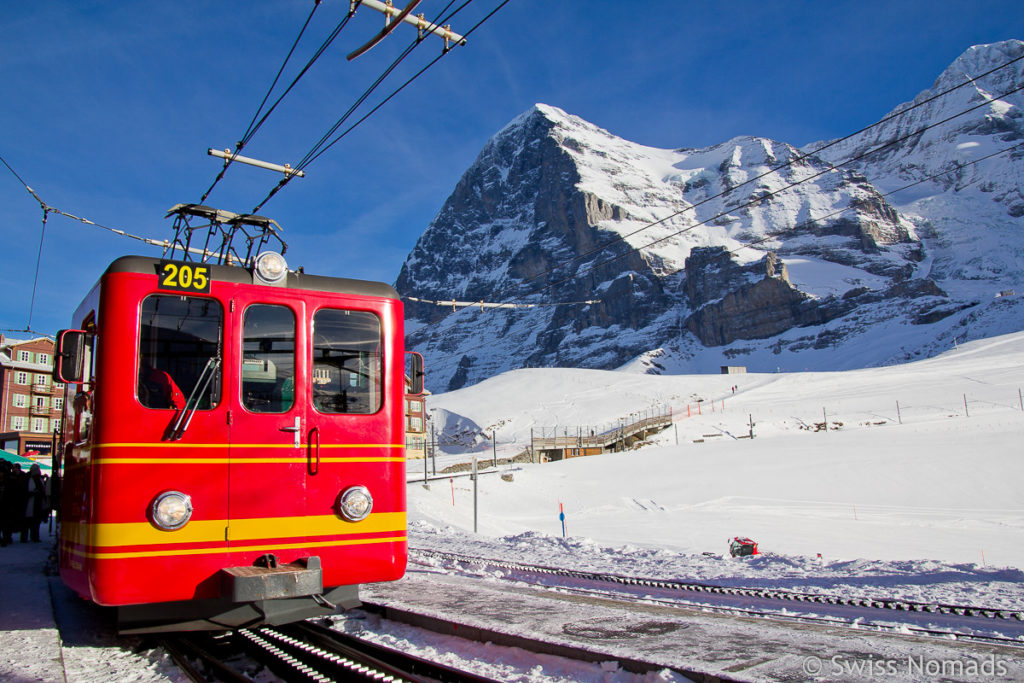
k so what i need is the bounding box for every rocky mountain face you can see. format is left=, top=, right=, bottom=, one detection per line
left=396, top=41, right=1024, bottom=391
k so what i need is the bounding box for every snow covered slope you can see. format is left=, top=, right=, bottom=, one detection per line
left=414, top=331, right=1024, bottom=570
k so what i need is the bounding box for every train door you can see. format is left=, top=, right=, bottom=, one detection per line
left=228, top=295, right=309, bottom=554
left=304, top=306, right=387, bottom=526
left=226, top=294, right=391, bottom=568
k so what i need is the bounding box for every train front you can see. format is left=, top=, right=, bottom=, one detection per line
left=55, top=252, right=412, bottom=632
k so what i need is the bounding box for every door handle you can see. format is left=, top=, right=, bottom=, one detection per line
left=280, top=416, right=301, bottom=448
left=308, top=426, right=320, bottom=476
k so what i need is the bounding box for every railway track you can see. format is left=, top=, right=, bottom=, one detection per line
left=156, top=549, right=1024, bottom=681
left=411, top=547, right=1024, bottom=645
left=163, top=620, right=498, bottom=682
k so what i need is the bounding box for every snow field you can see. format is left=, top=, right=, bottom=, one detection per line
left=408, top=332, right=1024, bottom=610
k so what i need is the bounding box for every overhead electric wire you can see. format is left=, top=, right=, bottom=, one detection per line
left=26, top=209, right=48, bottom=332
left=247, top=0, right=467, bottom=213
left=294, top=0, right=463, bottom=171
left=238, top=0, right=325, bottom=149
left=1, top=152, right=224, bottom=253
left=199, top=1, right=353, bottom=204
left=249, top=0, right=513, bottom=214
left=490, top=51, right=1024, bottom=300
left=1, top=150, right=175, bottom=333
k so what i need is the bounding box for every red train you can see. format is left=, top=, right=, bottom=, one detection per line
left=52, top=249, right=420, bottom=632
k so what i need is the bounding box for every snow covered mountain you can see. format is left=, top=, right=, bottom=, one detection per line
left=397, top=40, right=1024, bottom=391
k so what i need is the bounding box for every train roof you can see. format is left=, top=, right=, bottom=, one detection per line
left=105, top=255, right=400, bottom=300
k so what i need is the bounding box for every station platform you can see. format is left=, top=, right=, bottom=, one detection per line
left=0, top=524, right=66, bottom=682
left=0, top=524, right=183, bottom=682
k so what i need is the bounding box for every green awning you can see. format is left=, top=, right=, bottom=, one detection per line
left=0, top=449, right=52, bottom=471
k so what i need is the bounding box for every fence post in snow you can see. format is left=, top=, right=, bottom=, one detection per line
left=823, top=407, right=828, bottom=432
left=492, top=429, right=497, bottom=467
left=896, top=400, right=902, bottom=424
left=749, top=414, right=754, bottom=439
left=964, top=394, right=970, bottom=418
left=1020, top=388, right=1023, bottom=411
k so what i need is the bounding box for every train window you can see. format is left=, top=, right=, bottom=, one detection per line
left=138, top=295, right=223, bottom=410
left=242, top=304, right=296, bottom=413
left=311, top=309, right=382, bottom=414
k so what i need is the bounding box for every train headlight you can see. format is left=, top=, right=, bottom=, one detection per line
left=151, top=491, right=193, bottom=531
left=254, top=251, right=288, bottom=284
left=337, top=486, right=373, bottom=522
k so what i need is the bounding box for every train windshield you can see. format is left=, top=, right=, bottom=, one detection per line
left=138, top=295, right=223, bottom=410
left=311, top=309, right=382, bottom=414
left=241, top=304, right=296, bottom=414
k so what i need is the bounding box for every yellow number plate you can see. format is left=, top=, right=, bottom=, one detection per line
left=157, top=261, right=212, bottom=293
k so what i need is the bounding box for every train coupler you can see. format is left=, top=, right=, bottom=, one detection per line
left=221, top=556, right=323, bottom=601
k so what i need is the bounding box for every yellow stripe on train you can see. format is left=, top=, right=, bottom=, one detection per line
left=62, top=511, right=406, bottom=548
left=66, top=535, right=408, bottom=560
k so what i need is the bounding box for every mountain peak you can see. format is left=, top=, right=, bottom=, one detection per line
left=398, top=43, right=1024, bottom=390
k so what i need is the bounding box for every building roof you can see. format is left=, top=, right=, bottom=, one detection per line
left=0, top=335, right=56, bottom=372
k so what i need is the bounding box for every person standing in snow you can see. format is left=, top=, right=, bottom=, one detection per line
left=21, top=464, right=48, bottom=543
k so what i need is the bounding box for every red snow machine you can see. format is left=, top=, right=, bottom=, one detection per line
left=729, top=537, right=759, bottom=557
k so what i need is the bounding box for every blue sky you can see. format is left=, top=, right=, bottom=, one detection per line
left=2, top=0, right=1023, bottom=336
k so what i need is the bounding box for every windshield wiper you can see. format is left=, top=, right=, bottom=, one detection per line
left=168, top=356, right=221, bottom=440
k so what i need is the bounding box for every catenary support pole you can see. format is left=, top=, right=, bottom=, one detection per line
left=472, top=454, right=478, bottom=533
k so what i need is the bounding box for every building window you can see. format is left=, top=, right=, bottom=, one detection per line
left=52, top=419, right=62, bottom=433
left=408, top=416, right=423, bottom=431
left=15, top=372, right=29, bottom=385
left=407, top=399, right=423, bottom=413
left=34, top=396, right=48, bottom=409
left=54, top=397, right=64, bottom=411
left=13, top=394, right=28, bottom=408
left=18, top=350, right=31, bottom=362
left=34, top=374, right=49, bottom=388
left=37, top=353, right=50, bottom=366
left=31, top=418, right=48, bottom=433
left=10, top=416, right=26, bottom=431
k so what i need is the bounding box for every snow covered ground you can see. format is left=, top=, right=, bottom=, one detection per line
left=413, top=331, right=1024, bottom=608
left=2, top=332, right=1023, bottom=681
